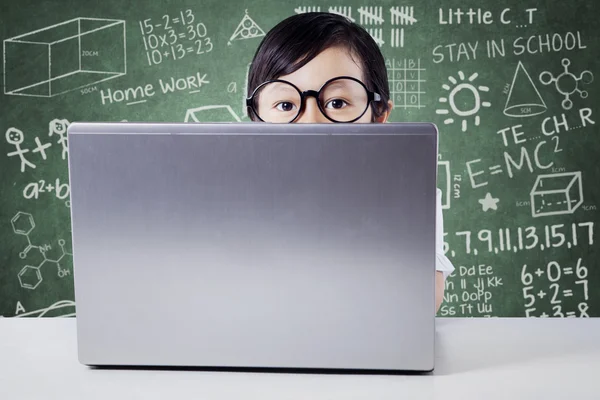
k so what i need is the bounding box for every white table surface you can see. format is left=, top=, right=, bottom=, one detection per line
left=0, top=317, right=598, bottom=399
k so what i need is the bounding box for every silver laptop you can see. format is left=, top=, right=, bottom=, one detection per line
left=67, top=122, right=439, bottom=372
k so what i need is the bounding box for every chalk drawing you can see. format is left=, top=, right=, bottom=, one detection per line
left=367, top=28, right=384, bottom=47
left=530, top=171, right=583, bottom=217
left=328, top=6, right=355, bottom=22
left=13, top=300, right=76, bottom=317
left=6, top=127, right=36, bottom=172
left=11, top=211, right=72, bottom=290
left=3, top=17, right=126, bottom=97
left=49, top=118, right=70, bottom=160
left=539, top=58, right=593, bottom=110
left=358, top=6, right=384, bottom=25
left=390, top=6, right=417, bottom=25
left=184, top=105, right=242, bottom=122
left=294, top=6, right=321, bottom=14
left=228, top=10, right=265, bottom=46
left=390, top=6, right=417, bottom=48
left=32, top=137, right=52, bottom=160
left=504, top=61, right=547, bottom=117
left=437, top=71, right=491, bottom=132
left=386, top=58, right=425, bottom=109
left=478, top=192, right=500, bottom=212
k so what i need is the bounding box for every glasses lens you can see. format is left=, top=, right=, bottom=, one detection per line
left=252, top=81, right=301, bottom=123
left=319, top=78, right=369, bottom=122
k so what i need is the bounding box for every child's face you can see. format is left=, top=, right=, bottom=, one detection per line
left=276, top=46, right=392, bottom=123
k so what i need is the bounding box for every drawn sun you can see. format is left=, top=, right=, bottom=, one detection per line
left=436, top=71, right=491, bottom=132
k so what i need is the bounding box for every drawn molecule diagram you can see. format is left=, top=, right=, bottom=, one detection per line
left=11, top=211, right=72, bottom=290
left=539, top=58, right=593, bottom=110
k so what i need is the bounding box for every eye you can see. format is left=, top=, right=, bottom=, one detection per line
left=275, top=102, right=297, bottom=112
left=325, top=99, right=348, bottom=109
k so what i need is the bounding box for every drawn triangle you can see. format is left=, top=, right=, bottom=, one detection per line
left=504, top=61, right=547, bottom=118
left=228, top=10, right=265, bottom=45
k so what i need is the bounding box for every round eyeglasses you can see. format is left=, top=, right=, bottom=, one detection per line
left=246, top=76, right=382, bottom=123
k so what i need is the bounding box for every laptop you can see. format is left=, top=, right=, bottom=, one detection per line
left=67, top=122, right=439, bottom=372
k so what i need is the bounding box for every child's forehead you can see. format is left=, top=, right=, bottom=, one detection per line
left=276, top=46, right=365, bottom=90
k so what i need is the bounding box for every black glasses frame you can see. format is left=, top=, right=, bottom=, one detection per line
left=246, top=76, right=382, bottom=123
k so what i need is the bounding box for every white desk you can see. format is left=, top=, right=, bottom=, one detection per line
left=1, top=318, right=598, bottom=399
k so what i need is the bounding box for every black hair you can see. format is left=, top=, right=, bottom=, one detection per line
left=247, top=12, right=390, bottom=121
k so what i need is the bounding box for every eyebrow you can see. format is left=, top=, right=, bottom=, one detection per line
left=323, top=81, right=348, bottom=91
left=263, top=83, right=298, bottom=95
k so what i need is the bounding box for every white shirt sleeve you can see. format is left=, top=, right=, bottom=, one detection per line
left=436, top=188, right=455, bottom=280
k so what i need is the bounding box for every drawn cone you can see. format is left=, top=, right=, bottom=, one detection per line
left=504, top=61, right=547, bottom=118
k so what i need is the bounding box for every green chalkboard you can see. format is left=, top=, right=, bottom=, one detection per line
left=1, top=0, right=598, bottom=318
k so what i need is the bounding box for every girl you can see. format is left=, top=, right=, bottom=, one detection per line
left=245, top=12, right=454, bottom=312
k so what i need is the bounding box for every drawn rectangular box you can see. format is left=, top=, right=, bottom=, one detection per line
left=530, top=172, right=583, bottom=217
left=3, top=17, right=126, bottom=97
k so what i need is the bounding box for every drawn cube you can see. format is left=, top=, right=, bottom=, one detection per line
left=11, top=211, right=35, bottom=235
left=3, top=17, right=126, bottom=97
left=530, top=172, right=583, bottom=217
left=18, top=266, right=42, bottom=290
